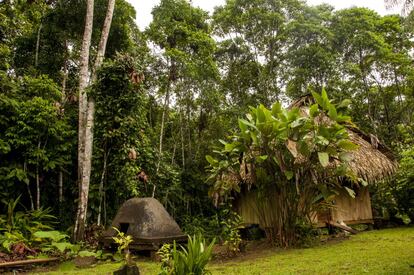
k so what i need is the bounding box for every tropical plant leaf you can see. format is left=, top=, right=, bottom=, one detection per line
left=205, top=155, right=218, bottom=166
left=318, top=152, right=329, bottom=167
left=52, top=241, right=73, bottom=253
left=338, top=140, right=359, bottom=151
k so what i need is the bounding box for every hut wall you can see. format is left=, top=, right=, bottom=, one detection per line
left=234, top=187, right=373, bottom=228
left=233, top=191, right=261, bottom=226
left=329, top=187, right=373, bottom=224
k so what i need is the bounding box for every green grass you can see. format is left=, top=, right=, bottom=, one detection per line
left=210, top=227, right=414, bottom=275
left=36, top=227, right=414, bottom=275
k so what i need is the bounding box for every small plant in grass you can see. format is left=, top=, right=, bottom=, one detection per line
left=158, top=235, right=215, bottom=275
left=157, top=243, right=172, bottom=272
left=112, top=227, right=133, bottom=263
left=221, top=210, right=243, bottom=254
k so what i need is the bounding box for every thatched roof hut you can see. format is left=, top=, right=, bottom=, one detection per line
left=233, top=95, right=398, bottom=228
left=290, top=94, right=397, bottom=183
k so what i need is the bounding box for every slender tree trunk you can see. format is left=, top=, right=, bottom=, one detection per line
left=74, top=0, right=94, bottom=242
left=59, top=47, right=68, bottom=204
left=171, top=141, right=176, bottom=165
left=153, top=83, right=171, bottom=197
left=97, top=148, right=110, bottom=226
left=61, top=41, right=68, bottom=103
left=180, top=108, right=185, bottom=168
left=103, top=189, right=107, bottom=226
left=186, top=102, right=192, bottom=163
left=35, top=23, right=42, bottom=68
left=58, top=171, right=63, bottom=204
left=24, top=161, right=34, bottom=211
left=75, top=0, right=115, bottom=241
left=36, top=141, right=41, bottom=210
left=158, top=85, right=170, bottom=159
left=36, top=167, right=40, bottom=210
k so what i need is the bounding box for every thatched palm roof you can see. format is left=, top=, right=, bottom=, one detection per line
left=290, top=95, right=397, bottom=183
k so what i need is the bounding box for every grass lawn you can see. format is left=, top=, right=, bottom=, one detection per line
left=36, top=227, right=414, bottom=275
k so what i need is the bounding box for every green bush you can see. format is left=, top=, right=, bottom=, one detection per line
left=294, top=219, right=320, bottom=248
left=394, top=148, right=414, bottom=223
left=32, top=230, right=76, bottom=254
left=220, top=209, right=242, bottom=253
left=182, top=215, right=221, bottom=241
left=0, top=196, right=57, bottom=252
left=0, top=196, right=56, bottom=235
left=0, top=197, right=86, bottom=258
left=182, top=208, right=242, bottom=253
left=371, top=147, right=414, bottom=225
left=0, top=231, right=27, bottom=252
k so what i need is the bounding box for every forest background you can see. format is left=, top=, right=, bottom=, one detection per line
left=0, top=0, right=413, bottom=244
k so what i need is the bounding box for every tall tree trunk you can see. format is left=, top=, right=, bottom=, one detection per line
left=153, top=83, right=171, bottom=197
left=36, top=140, right=41, bottom=210
left=36, top=166, right=40, bottom=210
left=158, top=84, right=170, bottom=159
left=171, top=141, right=176, bottom=165
left=24, top=161, right=34, bottom=211
left=74, top=0, right=94, bottom=242
left=97, top=148, right=110, bottom=226
left=75, top=0, right=115, bottom=242
left=59, top=46, right=68, bottom=204
left=186, top=102, right=192, bottom=163
left=180, top=108, right=185, bottom=168
left=58, top=170, right=63, bottom=203
left=35, top=23, right=42, bottom=68
left=103, top=189, right=107, bottom=226
left=61, top=40, right=68, bottom=103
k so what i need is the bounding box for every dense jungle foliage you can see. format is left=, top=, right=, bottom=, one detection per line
left=0, top=0, right=413, bottom=255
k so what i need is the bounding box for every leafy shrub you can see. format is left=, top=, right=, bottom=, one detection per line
left=294, top=219, right=320, bottom=248
left=220, top=209, right=243, bottom=253
left=182, top=208, right=243, bottom=253
left=395, top=148, right=414, bottom=223
left=0, top=231, right=27, bottom=252
left=159, top=235, right=215, bottom=275
left=0, top=196, right=56, bottom=236
left=371, top=147, right=414, bottom=225
left=32, top=230, right=75, bottom=254
left=0, top=196, right=57, bottom=253
left=182, top=215, right=221, bottom=240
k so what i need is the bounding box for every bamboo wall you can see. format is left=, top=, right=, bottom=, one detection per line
left=329, top=187, right=373, bottom=224
left=234, top=186, right=373, bottom=228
